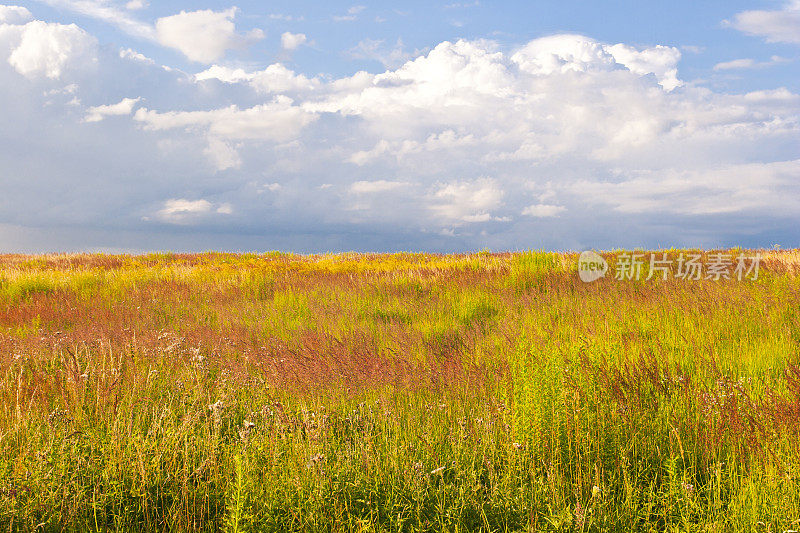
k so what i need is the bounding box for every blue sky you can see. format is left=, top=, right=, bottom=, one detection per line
left=0, top=1, right=798, bottom=252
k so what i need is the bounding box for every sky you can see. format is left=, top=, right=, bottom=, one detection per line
left=0, top=1, right=798, bottom=253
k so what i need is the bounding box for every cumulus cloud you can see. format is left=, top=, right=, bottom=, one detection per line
left=155, top=198, right=233, bottom=224
left=429, top=178, right=504, bottom=223
left=119, top=47, right=154, bottom=64
left=726, top=1, right=800, bottom=44
left=118, top=34, right=796, bottom=241
left=84, top=97, right=141, bottom=122
left=5, top=20, right=97, bottom=79
left=134, top=96, right=317, bottom=142
left=0, top=5, right=32, bottom=24
left=1, top=26, right=798, bottom=251
left=512, top=34, right=682, bottom=90
left=195, top=63, right=318, bottom=93
left=133, top=95, right=318, bottom=169
left=155, top=7, right=264, bottom=63
left=280, top=31, right=306, bottom=50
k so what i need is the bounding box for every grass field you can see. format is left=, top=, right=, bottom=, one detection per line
left=1, top=250, right=799, bottom=532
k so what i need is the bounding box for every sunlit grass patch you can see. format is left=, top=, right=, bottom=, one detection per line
left=0, top=249, right=799, bottom=531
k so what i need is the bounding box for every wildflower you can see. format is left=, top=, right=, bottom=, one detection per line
left=306, top=453, right=326, bottom=468
left=573, top=501, right=585, bottom=528
left=592, top=485, right=601, bottom=498
left=47, top=409, right=72, bottom=426
left=208, top=400, right=224, bottom=412
left=512, top=442, right=524, bottom=450
left=238, top=420, right=256, bottom=441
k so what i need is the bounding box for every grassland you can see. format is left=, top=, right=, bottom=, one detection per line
left=1, top=250, right=799, bottom=532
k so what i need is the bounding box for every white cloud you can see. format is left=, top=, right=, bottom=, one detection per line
left=445, top=1, right=480, bottom=8
left=743, top=87, right=799, bottom=102
left=155, top=198, right=233, bottom=224
left=726, top=1, right=800, bottom=44
left=0, top=5, right=32, bottom=24
left=195, top=63, right=318, bottom=93
left=119, top=47, right=154, bottom=64
left=522, top=204, right=565, bottom=217
left=134, top=97, right=317, bottom=142
left=605, top=43, right=682, bottom=91
left=430, top=178, right=504, bottom=223
left=155, top=7, right=264, bottom=63
left=158, top=198, right=212, bottom=217
left=44, top=83, right=77, bottom=96
left=350, top=180, right=406, bottom=193
left=348, top=130, right=477, bottom=166
left=307, top=34, right=688, bottom=162
left=714, top=58, right=757, bottom=71
left=259, top=182, right=282, bottom=193
left=713, top=56, right=790, bottom=70
left=512, top=34, right=682, bottom=90
left=2, top=29, right=798, bottom=251
left=133, top=96, right=318, bottom=170
left=347, top=38, right=416, bottom=68
left=246, top=64, right=318, bottom=94
left=333, top=5, right=365, bottom=21
left=204, top=137, right=241, bottom=171
left=570, top=160, right=800, bottom=216
left=83, top=97, right=141, bottom=122
left=280, top=31, right=306, bottom=50
left=125, top=0, right=147, bottom=10
left=6, top=20, right=97, bottom=79
left=35, top=0, right=155, bottom=40
left=194, top=64, right=252, bottom=83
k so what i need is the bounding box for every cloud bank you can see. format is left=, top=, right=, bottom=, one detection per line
left=0, top=7, right=798, bottom=252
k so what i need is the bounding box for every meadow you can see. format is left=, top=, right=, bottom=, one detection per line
left=1, top=250, right=799, bottom=532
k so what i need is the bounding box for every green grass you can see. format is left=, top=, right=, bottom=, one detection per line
left=0, top=250, right=798, bottom=531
